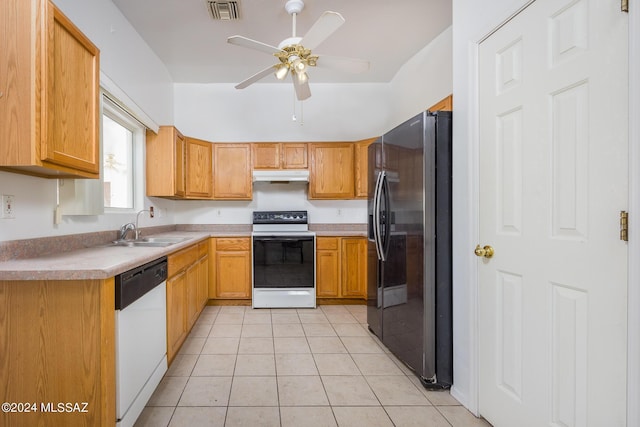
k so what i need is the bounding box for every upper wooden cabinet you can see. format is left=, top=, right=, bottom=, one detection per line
left=309, top=143, right=355, bottom=199
left=146, top=128, right=214, bottom=199
left=428, top=94, right=453, bottom=112
left=146, top=126, right=187, bottom=198
left=252, top=143, right=308, bottom=170
left=282, top=144, right=308, bottom=169
left=213, top=143, right=252, bottom=200
left=0, top=0, right=100, bottom=179
left=354, top=138, right=376, bottom=199
left=185, top=137, right=213, bottom=198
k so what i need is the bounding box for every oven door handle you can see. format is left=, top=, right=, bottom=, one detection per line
left=253, top=237, right=314, bottom=242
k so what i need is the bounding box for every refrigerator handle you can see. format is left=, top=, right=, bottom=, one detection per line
left=380, top=172, right=391, bottom=261
left=372, top=171, right=385, bottom=261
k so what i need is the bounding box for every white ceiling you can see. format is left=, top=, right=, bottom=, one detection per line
left=111, top=0, right=452, bottom=84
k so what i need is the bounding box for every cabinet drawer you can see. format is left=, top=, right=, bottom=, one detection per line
left=168, top=245, right=198, bottom=277
left=316, top=237, right=339, bottom=250
left=215, top=238, right=250, bottom=251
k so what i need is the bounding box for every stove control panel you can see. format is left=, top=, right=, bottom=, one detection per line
left=253, top=210, right=308, bottom=224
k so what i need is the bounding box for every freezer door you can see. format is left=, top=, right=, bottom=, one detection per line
left=367, top=138, right=383, bottom=339
left=380, top=112, right=428, bottom=376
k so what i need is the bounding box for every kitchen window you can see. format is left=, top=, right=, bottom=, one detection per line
left=102, top=96, right=144, bottom=212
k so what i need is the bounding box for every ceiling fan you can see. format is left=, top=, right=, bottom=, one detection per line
left=227, top=0, right=370, bottom=101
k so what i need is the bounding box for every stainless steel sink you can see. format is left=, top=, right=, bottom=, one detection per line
left=140, top=237, right=188, bottom=244
left=110, top=237, right=188, bottom=247
left=111, top=240, right=172, bottom=247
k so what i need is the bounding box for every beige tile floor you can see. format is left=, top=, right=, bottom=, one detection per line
left=135, top=305, right=492, bottom=427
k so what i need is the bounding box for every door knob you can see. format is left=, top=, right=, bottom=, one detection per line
left=474, top=244, right=494, bottom=259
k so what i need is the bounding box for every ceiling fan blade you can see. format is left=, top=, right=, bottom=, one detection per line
left=235, top=65, right=277, bottom=89
left=316, top=55, right=370, bottom=74
left=292, top=73, right=311, bottom=101
left=300, top=11, right=345, bottom=50
left=227, top=35, right=283, bottom=55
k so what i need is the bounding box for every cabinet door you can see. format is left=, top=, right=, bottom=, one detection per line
left=213, top=238, right=251, bottom=299
left=316, top=237, right=340, bottom=298
left=215, top=251, right=251, bottom=298
left=175, top=132, right=186, bottom=197
left=185, top=137, right=212, bottom=198
left=185, top=262, right=199, bottom=330
left=282, top=143, right=308, bottom=169
left=167, top=270, right=187, bottom=363
left=354, top=138, right=376, bottom=199
left=197, top=255, right=209, bottom=310
left=309, top=143, right=355, bottom=199
left=252, top=143, right=280, bottom=169
left=146, top=126, right=186, bottom=197
left=213, top=144, right=252, bottom=199
left=341, top=238, right=367, bottom=298
left=42, top=2, right=100, bottom=174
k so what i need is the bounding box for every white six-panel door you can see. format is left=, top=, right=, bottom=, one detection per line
left=478, top=0, right=628, bottom=425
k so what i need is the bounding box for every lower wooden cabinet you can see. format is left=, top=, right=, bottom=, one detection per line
left=209, top=237, right=252, bottom=300
left=341, top=238, right=367, bottom=297
left=0, top=278, right=115, bottom=426
left=167, top=269, right=188, bottom=363
left=166, top=241, right=209, bottom=364
left=197, top=243, right=209, bottom=309
left=316, top=237, right=341, bottom=297
left=316, top=236, right=367, bottom=300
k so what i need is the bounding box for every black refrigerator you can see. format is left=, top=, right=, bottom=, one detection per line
left=367, top=110, right=452, bottom=389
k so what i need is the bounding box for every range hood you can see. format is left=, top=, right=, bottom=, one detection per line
left=252, top=170, right=310, bottom=182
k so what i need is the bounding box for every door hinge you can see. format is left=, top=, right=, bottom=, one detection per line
left=622, top=0, right=629, bottom=13
left=620, top=211, right=629, bottom=241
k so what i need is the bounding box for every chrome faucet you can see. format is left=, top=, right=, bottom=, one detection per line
left=118, top=222, right=136, bottom=241
left=117, top=208, right=154, bottom=241
left=134, top=208, right=153, bottom=240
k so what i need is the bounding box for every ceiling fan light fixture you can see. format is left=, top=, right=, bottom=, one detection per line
left=275, top=65, right=289, bottom=80
left=296, top=70, right=308, bottom=84
left=292, top=57, right=306, bottom=73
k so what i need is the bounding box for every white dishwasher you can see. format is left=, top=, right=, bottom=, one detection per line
left=115, top=257, right=168, bottom=427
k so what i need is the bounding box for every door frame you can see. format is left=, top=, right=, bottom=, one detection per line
left=465, top=1, right=640, bottom=425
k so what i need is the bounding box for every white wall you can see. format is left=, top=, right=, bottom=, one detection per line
left=451, top=0, right=531, bottom=414
left=173, top=182, right=367, bottom=225
left=174, top=83, right=390, bottom=143
left=53, top=0, right=174, bottom=125
left=388, top=26, right=453, bottom=128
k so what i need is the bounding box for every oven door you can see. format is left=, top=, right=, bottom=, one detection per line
left=252, top=235, right=315, bottom=288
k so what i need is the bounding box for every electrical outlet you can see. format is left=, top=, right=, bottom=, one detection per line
left=2, top=195, right=15, bottom=219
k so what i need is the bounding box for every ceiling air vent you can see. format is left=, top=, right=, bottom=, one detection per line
left=207, top=1, right=240, bottom=21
